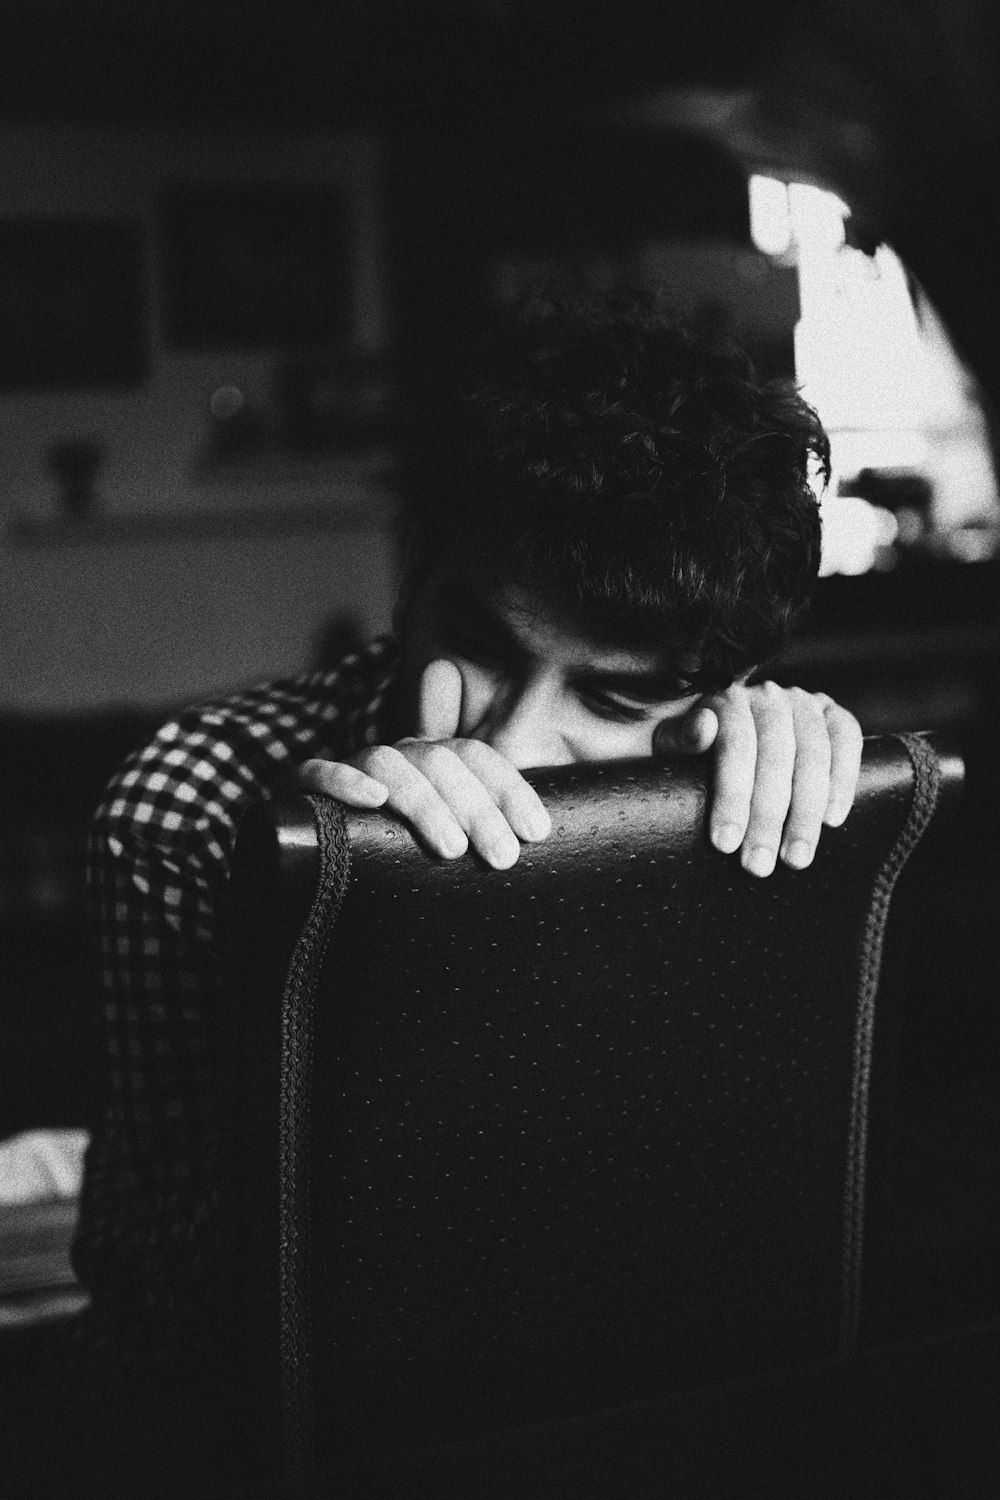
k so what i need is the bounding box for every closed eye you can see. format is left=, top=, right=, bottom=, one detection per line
left=577, top=688, right=651, bottom=724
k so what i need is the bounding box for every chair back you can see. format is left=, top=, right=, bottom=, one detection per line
left=226, top=732, right=962, bottom=1491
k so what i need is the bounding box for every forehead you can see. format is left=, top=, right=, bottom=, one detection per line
left=435, top=574, right=671, bottom=675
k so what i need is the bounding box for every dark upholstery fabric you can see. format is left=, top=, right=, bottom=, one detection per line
left=227, top=734, right=961, bottom=1492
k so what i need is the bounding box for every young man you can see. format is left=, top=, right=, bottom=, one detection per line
left=75, top=293, right=861, bottom=1364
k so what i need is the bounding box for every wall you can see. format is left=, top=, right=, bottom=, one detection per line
left=0, top=125, right=398, bottom=712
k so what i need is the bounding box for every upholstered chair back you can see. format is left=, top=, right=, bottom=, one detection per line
left=226, top=733, right=962, bottom=1494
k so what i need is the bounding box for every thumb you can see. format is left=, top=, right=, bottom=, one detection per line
left=653, top=703, right=719, bottom=757
left=417, top=658, right=463, bottom=739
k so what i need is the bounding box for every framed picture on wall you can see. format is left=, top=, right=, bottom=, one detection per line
left=160, top=183, right=350, bottom=349
left=0, top=219, right=147, bottom=389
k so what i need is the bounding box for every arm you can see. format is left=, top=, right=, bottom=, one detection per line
left=75, top=727, right=257, bottom=1334
left=300, top=664, right=862, bottom=878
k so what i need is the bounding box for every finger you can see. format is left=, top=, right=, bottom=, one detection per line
left=701, top=689, right=758, bottom=857
left=455, top=738, right=551, bottom=843
left=298, top=758, right=388, bottom=807
left=358, top=745, right=469, bottom=859
left=816, top=699, right=863, bottom=826
left=410, top=742, right=522, bottom=868
left=740, top=682, right=796, bottom=878
left=652, top=703, right=719, bottom=756
left=417, top=658, right=463, bottom=740
left=777, top=693, right=833, bottom=870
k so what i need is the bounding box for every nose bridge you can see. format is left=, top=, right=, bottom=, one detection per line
left=481, top=670, right=562, bottom=768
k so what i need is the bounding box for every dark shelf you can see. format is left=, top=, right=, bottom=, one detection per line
left=804, top=556, right=1000, bottom=637
left=7, top=501, right=391, bottom=548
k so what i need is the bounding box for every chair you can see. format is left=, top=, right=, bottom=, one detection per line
left=225, top=732, right=962, bottom=1496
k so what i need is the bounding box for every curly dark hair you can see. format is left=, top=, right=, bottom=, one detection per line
left=407, top=290, right=828, bottom=694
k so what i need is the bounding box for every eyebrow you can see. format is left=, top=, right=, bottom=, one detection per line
left=435, top=580, right=531, bottom=660
left=435, top=580, right=695, bottom=703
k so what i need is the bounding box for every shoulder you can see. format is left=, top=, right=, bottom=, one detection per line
left=92, top=642, right=398, bottom=850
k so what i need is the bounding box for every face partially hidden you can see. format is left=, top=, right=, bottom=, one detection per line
left=391, top=567, right=702, bottom=769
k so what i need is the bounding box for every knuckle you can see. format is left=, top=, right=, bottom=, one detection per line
left=468, top=800, right=511, bottom=842
left=419, top=742, right=459, bottom=778
left=801, top=748, right=833, bottom=782
left=828, top=712, right=863, bottom=762
left=791, top=687, right=826, bottom=717
left=362, top=745, right=402, bottom=780
left=716, top=746, right=758, bottom=785
left=395, top=781, right=441, bottom=825
left=462, top=738, right=520, bottom=786
left=720, top=694, right=753, bottom=726
left=714, top=787, right=754, bottom=822
left=510, top=784, right=546, bottom=823
left=796, top=720, right=833, bottom=763
left=750, top=680, right=787, bottom=712
left=455, top=738, right=499, bottom=774
left=749, top=792, right=791, bottom=826
left=819, top=696, right=858, bottom=727
left=752, top=686, right=793, bottom=731
left=753, top=729, right=795, bottom=771
left=466, top=751, right=530, bottom=811
left=717, top=706, right=757, bottom=748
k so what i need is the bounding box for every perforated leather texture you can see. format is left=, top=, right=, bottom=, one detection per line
left=229, top=734, right=961, bottom=1483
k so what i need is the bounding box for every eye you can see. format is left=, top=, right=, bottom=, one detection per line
left=578, top=689, right=649, bottom=724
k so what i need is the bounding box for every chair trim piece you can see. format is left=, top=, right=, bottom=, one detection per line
left=278, top=794, right=352, bottom=1495
left=838, top=732, right=942, bottom=1354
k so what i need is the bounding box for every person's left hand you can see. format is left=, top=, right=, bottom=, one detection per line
left=652, top=683, right=863, bottom=878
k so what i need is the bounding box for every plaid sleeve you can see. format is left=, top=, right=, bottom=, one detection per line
left=75, top=717, right=273, bottom=1329
left=73, top=643, right=397, bottom=1340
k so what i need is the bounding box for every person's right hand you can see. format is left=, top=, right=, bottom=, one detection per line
left=298, top=658, right=552, bottom=868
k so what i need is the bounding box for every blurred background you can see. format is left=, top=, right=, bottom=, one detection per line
left=0, top=0, right=997, bottom=1366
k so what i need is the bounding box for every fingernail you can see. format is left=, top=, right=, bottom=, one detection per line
left=743, top=845, right=776, bottom=878
left=487, top=836, right=520, bottom=869
left=783, top=838, right=813, bottom=869
left=713, top=821, right=743, bottom=854
left=441, top=829, right=468, bottom=858
left=524, top=808, right=551, bottom=840
left=824, top=801, right=848, bottom=828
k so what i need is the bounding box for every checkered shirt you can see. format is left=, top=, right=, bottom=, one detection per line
left=73, top=638, right=398, bottom=1335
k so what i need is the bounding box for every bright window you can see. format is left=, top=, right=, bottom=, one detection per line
left=750, top=175, right=999, bottom=576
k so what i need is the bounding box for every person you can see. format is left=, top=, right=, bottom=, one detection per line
left=73, top=291, right=861, bottom=1387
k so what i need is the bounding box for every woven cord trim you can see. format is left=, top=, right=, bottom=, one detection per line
left=279, top=795, right=352, bottom=1494
left=840, top=733, right=942, bottom=1353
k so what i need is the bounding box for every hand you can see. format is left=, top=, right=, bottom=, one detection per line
left=298, top=659, right=551, bottom=868
left=653, top=683, right=863, bottom=878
